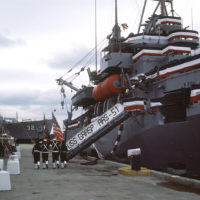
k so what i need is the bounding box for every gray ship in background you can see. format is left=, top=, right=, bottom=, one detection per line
left=0, top=114, right=18, bottom=135
left=57, top=0, right=200, bottom=178
left=0, top=114, right=52, bottom=142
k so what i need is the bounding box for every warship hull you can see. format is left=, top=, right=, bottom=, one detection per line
left=93, top=110, right=200, bottom=177
left=59, top=0, right=200, bottom=178
left=4, top=120, right=52, bottom=143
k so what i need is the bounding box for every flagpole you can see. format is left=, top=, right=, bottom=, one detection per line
left=95, top=0, right=98, bottom=72
left=64, top=125, right=67, bottom=142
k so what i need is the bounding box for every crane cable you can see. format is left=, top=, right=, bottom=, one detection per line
left=59, top=37, right=107, bottom=80
left=63, top=38, right=107, bottom=82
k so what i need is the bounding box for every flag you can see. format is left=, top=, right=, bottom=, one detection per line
left=52, top=112, right=64, bottom=142
left=43, top=114, right=50, bottom=139
left=121, top=23, right=128, bottom=31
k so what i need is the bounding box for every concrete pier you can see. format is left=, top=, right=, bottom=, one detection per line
left=0, top=144, right=199, bottom=200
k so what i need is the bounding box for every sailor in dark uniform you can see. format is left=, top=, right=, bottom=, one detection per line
left=60, top=141, right=68, bottom=169
left=41, top=139, right=49, bottom=169
left=3, top=140, right=13, bottom=157
left=32, top=140, right=41, bottom=169
left=0, top=142, right=4, bottom=158
left=51, top=139, right=60, bottom=169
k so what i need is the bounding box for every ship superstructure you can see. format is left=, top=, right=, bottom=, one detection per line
left=57, top=0, right=200, bottom=178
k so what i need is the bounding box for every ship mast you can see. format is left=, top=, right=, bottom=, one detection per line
left=156, top=0, right=174, bottom=17
left=95, top=0, right=97, bottom=72
left=110, top=0, right=121, bottom=43
left=170, top=0, right=174, bottom=17
left=160, top=0, right=169, bottom=16
left=115, top=0, right=118, bottom=26
left=138, top=0, right=175, bottom=34
left=137, top=0, right=147, bottom=34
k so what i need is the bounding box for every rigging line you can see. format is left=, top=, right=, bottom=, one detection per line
left=69, top=68, right=88, bottom=83
left=86, top=38, right=107, bottom=63
left=126, top=0, right=139, bottom=18
left=66, top=36, right=133, bottom=83
left=174, top=11, right=180, bottom=18
left=59, top=37, right=107, bottom=79
left=84, top=40, right=107, bottom=67
left=64, top=39, right=107, bottom=82
left=73, top=38, right=106, bottom=70
left=59, top=48, right=95, bottom=79
left=63, top=41, right=107, bottom=82
left=85, top=50, right=101, bottom=66
left=66, top=73, right=80, bottom=82
left=76, top=36, right=107, bottom=67
left=70, top=74, right=81, bottom=82
left=135, top=0, right=141, bottom=16
left=125, top=0, right=143, bottom=34
left=65, top=67, right=87, bottom=82
left=82, top=37, right=132, bottom=74
left=70, top=68, right=89, bottom=83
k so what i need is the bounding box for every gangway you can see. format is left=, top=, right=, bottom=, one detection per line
left=66, top=99, right=148, bottom=161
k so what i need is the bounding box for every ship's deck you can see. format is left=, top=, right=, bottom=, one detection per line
left=1, top=144, right=200, bottom=200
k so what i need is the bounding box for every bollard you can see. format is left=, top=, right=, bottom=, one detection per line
left=9, top=154, right=19, bottom=160
left=7, top=158, right=20, bottom=175
left=0, top=170, right=11, bottom=191
left=14, top=152, right=21, bottom=159
left=128, top=148, right=141, bottom=171
left=16, top=146, right=20, bottom=152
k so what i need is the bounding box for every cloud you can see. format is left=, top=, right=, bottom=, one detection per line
left=0, top=88, right=71, bottom=126
left=0, top=33, right=26, bottom=48
left=0, top=89, right=70, bottom=106
left=0, top=68, right=50, bottom=84
left=46, top=45, right=92, bottom=70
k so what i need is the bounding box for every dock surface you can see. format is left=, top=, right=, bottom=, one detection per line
left=1, top=144, right=200, bottom=200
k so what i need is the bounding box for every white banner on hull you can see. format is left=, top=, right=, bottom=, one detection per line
left=66, top=103, right=124, bottom=150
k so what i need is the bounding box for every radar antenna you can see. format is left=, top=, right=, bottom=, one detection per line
left=138, top=0, right=175, bottom=34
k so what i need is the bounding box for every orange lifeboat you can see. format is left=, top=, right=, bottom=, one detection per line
left=92, top=74, right=125, bottom=101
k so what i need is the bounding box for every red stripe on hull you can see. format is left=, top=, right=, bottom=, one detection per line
left=190, top=94, right=200, bottom=102
left=124, top=105, right=144, bottom=111
left=133, top=50, right=190, bottom=62
left=152, top=63, right=200, bottom=81
left=168, top=35, right=199, bottom=41
left=67, top=125, right=79, bottom=130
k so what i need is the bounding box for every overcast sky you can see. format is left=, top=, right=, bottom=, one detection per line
left=0, top=0, right=200, bottom=127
